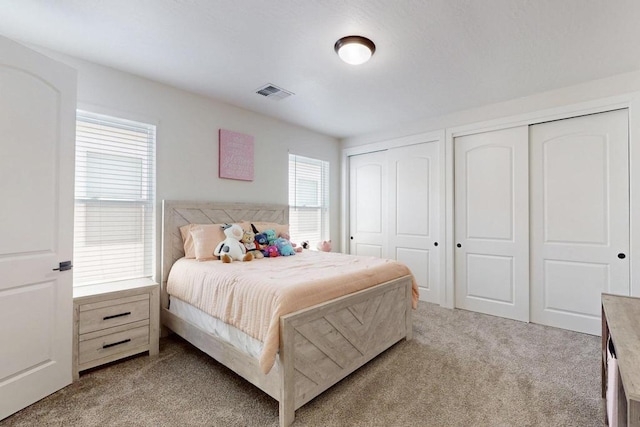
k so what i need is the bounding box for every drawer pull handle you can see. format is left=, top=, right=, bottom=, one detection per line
left=103, top=312, right=131, bottom=321
left=102, top=339, right=131, bottom=349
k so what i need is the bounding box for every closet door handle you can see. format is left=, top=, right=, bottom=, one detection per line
left=434, top=242, right=438, bottom=247
left=618, top=253, right=626, bottom=259
left=456, top=243, right=462, bottom=248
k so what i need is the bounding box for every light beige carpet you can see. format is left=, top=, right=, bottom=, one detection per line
left=2, top=303, right=604, bottom=426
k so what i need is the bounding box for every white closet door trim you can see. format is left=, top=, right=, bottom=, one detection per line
left=629, top=97, right=640, bottom=297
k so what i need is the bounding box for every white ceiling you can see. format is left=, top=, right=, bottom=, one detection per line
left=2, top=0, right=640, bottom=139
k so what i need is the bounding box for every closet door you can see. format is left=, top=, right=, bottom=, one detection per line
left=388, top=143, right=440, bottom=303
left=454, top=126, right=529, bottom=321
left=349, top=151, right=388, bottom=257
left=530, top=109, right=629, bottom=335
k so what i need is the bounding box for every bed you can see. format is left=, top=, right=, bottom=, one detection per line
left=160, top=200, right=416, bottom=426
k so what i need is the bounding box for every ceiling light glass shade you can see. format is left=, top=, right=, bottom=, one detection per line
left=334, top=36, right=376, bottom=65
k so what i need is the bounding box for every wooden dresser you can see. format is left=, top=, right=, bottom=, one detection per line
left=602, top=293, right=640, bottom=427
left=73, top=279, right=159, bottom=380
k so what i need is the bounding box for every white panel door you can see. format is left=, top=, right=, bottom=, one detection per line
left=349, top=151, right=388, bottom=257
left=388, top=143, right=440, bottom=303
left=0, top=36, right=76, bottom=419
left=454, top=126, right=529, bottom=321
left=530, top=109, right=629, bottom=335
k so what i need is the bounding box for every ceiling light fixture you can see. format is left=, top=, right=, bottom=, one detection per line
left=334, top=35, right=376, bottom=65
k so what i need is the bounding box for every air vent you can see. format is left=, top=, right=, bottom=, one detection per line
left=255, top=83, right=294, bottom=101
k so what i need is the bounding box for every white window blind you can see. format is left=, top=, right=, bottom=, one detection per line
left=73, top=111, right=156, bottom=286
left=288, top=154, right=329, bottom=246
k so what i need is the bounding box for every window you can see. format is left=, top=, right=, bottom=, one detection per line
left=288, top=154, right=329, bottom=246
left=73, top=111, right=156, bottom=286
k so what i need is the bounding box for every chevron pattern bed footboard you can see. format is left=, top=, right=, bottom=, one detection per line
left=279, top=276, right=413, bottom=426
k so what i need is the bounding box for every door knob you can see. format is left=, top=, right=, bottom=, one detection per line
left=53, top=261, right=73, bottom=271
left=434, top=242, right=438, bottom=247
left=456, top=243, right=462, bottom=248
left=618, top=253, right=626, bottom=259
left=350, top=236, right=354, bottom=240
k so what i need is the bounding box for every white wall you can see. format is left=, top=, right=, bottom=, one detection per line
left=35, top=48, right=340, bottom=282
left=342, top=70, right=640, bottom=148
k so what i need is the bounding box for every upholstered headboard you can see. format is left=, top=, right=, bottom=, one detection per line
left=160, top=200, right=289, bottom=308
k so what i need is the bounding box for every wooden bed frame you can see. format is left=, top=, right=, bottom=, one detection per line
left=160, top=200, right=414, bottom=426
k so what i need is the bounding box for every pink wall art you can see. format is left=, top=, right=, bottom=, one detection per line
left=219, top=129, right=254, bottom=181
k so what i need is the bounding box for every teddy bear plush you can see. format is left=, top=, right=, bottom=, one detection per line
left=263, top=228, right=278, bottom=246
left=254, top=232, right=269, bottom=257
left=275, top=237, right=296, bottom=256
left=214, top=224, right=253, bottom=263
left=241, top=229, right=264, bottom=259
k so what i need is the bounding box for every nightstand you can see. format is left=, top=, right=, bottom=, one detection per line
left=73, top=279, right=160, bottom=380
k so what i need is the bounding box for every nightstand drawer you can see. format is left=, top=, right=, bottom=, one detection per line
left=79, top=294, right=149, bottom=334
left=79, top=323, right=150, bottom=365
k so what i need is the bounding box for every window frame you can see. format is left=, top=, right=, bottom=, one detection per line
left=288, top=154, right=330, bottom=247
left=73, top=110, right=156, bottom=287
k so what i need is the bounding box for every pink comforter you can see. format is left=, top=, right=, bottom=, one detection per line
left=167, top=250, right=418, bottom=374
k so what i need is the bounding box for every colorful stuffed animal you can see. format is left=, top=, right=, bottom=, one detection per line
left=214, top=224, right=253, bottom=263
left=263, top=228, right=277, bottom=246
left=275, top=237, right=296, bottom=256
left=250, top=224, right=270, bottom=256
left=266, top=245, right=279, bottom=257
left=280, top=232, right=303, bottom=253
left=316, top=240, right=332, bottom=252
left=241, top=229, right=264, bottom=259
left=254, top=232, right=269, bottom=257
